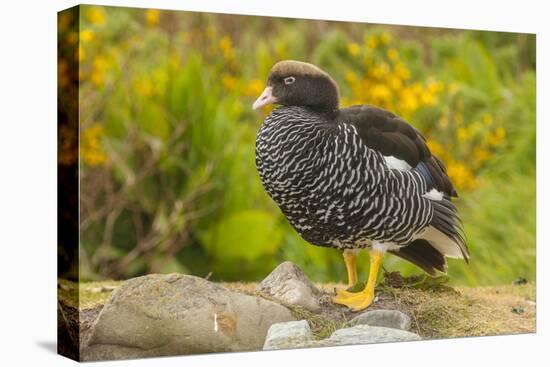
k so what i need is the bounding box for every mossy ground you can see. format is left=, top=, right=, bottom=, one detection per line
left=58, top=279, right=123, bottom=309
left=58, top=273, right=536, bottom=341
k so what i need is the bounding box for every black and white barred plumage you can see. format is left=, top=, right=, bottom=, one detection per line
left=254, top=60, right=469, bottom=275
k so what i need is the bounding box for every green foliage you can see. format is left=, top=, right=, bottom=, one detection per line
left=74, top=5, right=535, bottom=285
left=201, top=210, right=283, bottom=262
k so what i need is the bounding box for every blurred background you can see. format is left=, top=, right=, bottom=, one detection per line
left=58, top=5, right=535, bottom=285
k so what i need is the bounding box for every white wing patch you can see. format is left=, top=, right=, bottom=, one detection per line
left=418, top=226, right=465, bottom=259
left=423, top=188, right=444, bottom=201
left=383, top=155, right=412, bottom=171
left=372, top=241, right=402, bottom=254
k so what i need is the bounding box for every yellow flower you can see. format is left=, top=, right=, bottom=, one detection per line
left=457, top=127, right=468, bottom=142
left=366, top=35, right=378, bottom=49
left=87, top=7, right=106, bottom=26
left=419, top=90, right=436, bottom=105
left=473, top=147, right=490, bottom=165
left=219, top=36, right=235, bottom=60
left=134, top=77, right=154, bottom=97
left=370, top=63, right=390, bottom=79
left=447, top=161, right=477, bottom=190
left=370, top=84, right=392, bottom=103
left=379, top=32, right=392, bottom=45
left=347, top=42, right=360, bottom=56
left=387, top=48, right=399, bottom=62
left=245, top=79, right=265, bottom=97
left=81, top=124, right=107, bottom=166
left=341, top=97, right=353, bottom=107
left=93, top=55, right=108, bottom=71
left=411, top=82, right=423, bottom=95
left=495, top=127, right=506, bottom=139
left=427, top=80, right=444, bottom=94
left=90, top=56, right=108, bottom=86
left=387, top=75, right=402, bottom=90
left=221, top=73, right=237, bottom=91
left=483, top=114, right=493, bottom=125
left=80, top=29, right=95, bottom=42
left=426, top=139, right=444, bottom=157
left=345, top=70, right=358, bottom=84
left=145, top=9, right=160, bottom=26
left=91, top=72, right=103, bottom=86
left=486, top=127, right=506, bottom=146
left=399, top=89, right=418, bottom=115
left=394, top=62, right=411, bottom=80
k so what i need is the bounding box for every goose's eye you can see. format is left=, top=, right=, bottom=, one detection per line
left=284, top=76, right=296, bottom=85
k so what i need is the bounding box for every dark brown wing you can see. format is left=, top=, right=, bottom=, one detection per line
left=338, top=105, right=457, bottom=197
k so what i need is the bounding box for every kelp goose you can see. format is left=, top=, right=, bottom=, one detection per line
left=253, top=60, right=469, bottom=311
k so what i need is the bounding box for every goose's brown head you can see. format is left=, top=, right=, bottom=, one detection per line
left=252, top=60, right=340, bottom=112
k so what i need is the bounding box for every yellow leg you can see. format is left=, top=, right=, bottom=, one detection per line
left=344, top=250, right=358, bottom=287
left=332, top=250, right=358, bottom=302
left=332, top=249, right=384, bottom=311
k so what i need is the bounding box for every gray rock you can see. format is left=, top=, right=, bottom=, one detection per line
left=263, top=320, right=312, bottom=350
left=320, top=325, right=421, bottom=346
left=350, top=309, right=412, bottom=330
left=82, top=273, right=295, bottom=361
left=262, top=322, right=421, bottom=351
left=258, top=261, right=322, bottom=312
